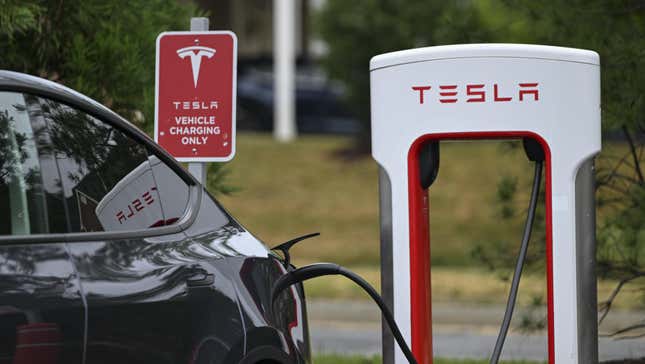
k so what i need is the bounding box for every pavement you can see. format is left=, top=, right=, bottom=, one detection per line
left=307, top=299, right=645, bottom=361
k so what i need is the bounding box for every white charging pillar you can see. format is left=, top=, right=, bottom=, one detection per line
left=370, top=44, right=601, bottom=364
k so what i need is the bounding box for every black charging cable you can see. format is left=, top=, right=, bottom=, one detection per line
left=272, top=148, right=544, bottom=364
left=489, top=161, right=543, bottom=364
left=271, top=263, right=418, bottom=364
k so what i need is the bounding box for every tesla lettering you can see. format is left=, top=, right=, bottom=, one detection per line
left=115, top=186, right=158, bottom=225
left=172, top=101, right=219, bottom=110
left=411, top=83, right=539, bottom=104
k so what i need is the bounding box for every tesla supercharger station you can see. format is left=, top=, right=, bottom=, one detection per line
left=371, top=44, right=601, bottom=364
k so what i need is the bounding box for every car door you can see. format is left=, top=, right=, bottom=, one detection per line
left=28, top=98, right=247, bottom=364
left=68, top=231, right=246, bottom=364
left=0, top=91, right=85, bottom=364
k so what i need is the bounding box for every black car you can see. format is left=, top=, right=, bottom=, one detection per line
left=236, top=67, right=361, bottom=135
left=0, top=71, right=310, bottom=364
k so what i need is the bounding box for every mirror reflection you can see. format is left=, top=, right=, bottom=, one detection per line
left=0, top=92, right=189, bottom=235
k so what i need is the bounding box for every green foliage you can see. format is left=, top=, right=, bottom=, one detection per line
left=316, top=1, right=492, bottom=149
left=597, top=166, right=645, bottom=283
left=0, top=0, right=41, bottom=38
left=485, top=1, right=645, bottom=331
left=317, top=0, right=645, bottom=334
left=0, top=1, right=236, bottom=196
left=317, top=0, right=645, bottom=138
left=207, top=163, right=239, bottom=196
left=0, top=0, right=201, bottom=132
left=492, top=0, right=645, bottom=133
left=497, top=175, right=518, bottom=218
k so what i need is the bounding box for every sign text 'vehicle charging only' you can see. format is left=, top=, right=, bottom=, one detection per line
left=155, top=31, right=237, bottom=162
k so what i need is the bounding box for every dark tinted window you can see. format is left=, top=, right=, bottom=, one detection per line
left=0, top=92, right=54, bottom=234
left=0, top=92, right=188, bottom=235
left=31, top=96, right=156, bottom=232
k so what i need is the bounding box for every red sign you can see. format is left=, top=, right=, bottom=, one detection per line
left=155, top=31, right=237, bottom=161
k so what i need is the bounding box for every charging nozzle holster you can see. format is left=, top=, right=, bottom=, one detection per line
left=523, top=137, right=545, bottom=162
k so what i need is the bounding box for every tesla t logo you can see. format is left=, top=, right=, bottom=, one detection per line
left=411, top=83, right=539, bottom=104
left=177, top=46, right=216, bottom=88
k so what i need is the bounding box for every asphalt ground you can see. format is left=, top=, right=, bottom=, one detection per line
left=307, top=300, right=645, bottom=361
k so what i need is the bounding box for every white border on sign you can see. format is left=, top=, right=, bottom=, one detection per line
left=154, top=30, right=238, bottom=162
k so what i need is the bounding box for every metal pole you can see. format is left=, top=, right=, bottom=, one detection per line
left=575, top=159, right=599, bottom=364
left=188, top=17, right=209, bottom=185
left=273, top=0, right=296, bottom=142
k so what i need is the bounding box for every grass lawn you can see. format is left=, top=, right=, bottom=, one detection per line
left=217, top=133, right=532, bottom=267
left=301, top=265, right=641, bottom=309
left=313, top=355, right=542, bottom=364
left=214, top=133, right=641, bottom=308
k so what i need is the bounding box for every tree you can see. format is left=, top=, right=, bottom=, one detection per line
left=317, top=0, right=645, bottom=338
left=0, top=0, right=234, bottom=195
left=0, top=0, right=199, bottom=129
left=316, top=0, right=492, bottom=151
left=481, top=0, right=645, bottom=338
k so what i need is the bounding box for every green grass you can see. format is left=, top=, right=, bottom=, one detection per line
left=313, top=354, right=542, bottom=364
left=218, top=133, right=532, bottom=268
left=300, top=265, right=642, bottom=309
left=214, top=133, right=639, bottom=308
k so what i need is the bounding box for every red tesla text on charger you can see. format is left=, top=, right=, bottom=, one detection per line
left=411, top=83, right=539, bottom=104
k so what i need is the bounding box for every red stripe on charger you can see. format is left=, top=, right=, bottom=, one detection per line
left=406, top=132, right=553, bottom=364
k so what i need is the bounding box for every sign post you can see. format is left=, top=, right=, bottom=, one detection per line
left=155, top=17, right=237, bottom=184
left=187, top=17, right=210, bottom=184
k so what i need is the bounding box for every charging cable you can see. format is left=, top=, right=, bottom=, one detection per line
left=489, top=161, right=542, bottom=363
left=271, top=263, right=418, bottom=364
left=272, top=160, right=543, bottom=364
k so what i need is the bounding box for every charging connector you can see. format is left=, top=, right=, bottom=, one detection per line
left=271, top=263, right=419, bottom=364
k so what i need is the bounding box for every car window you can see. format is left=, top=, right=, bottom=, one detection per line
left=0, top=92, right=54, bottom=234
left=0, top=92, right=190, bottom=236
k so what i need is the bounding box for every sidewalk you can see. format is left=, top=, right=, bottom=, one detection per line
left=307, top=299, right=645, bottom=361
